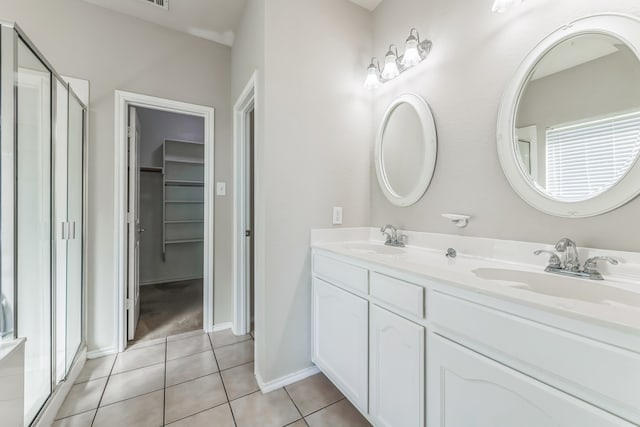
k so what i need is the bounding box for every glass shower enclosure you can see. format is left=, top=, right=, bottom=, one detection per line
left=0, top=22, right=87, bottom=425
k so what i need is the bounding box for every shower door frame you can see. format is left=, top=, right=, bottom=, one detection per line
left=0, top=21, right=89, bottom=425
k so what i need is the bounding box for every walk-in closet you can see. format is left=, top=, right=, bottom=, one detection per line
left=129, top=107, right=205, bottom=343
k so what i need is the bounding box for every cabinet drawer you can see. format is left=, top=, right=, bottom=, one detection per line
left=431, top=291, right=640, bottom=424
left=313, top=254, right=368, bottom=294
left=370, top=272, right=425, bottom=318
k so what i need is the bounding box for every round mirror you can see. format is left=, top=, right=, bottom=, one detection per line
left=375, top=93, right=437, bottom=207
left=498, top=15, right=640, bottom=217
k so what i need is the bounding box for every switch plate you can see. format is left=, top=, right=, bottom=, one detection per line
left=216, top=182, right=226, bottom=196
left=332, top=207, right=343, bottom=225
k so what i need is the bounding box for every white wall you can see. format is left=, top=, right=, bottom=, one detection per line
left=0, top=0, right=232, bottom=352
left=371, top=0, right=640, bottom=252
left=257, top=0, right=372, bottom=383
left=229, top=0, right=266, bottom=333
left=137, top=108, right=205, bottom=285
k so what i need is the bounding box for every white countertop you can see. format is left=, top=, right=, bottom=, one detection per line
left=311, top=228, right=640, bottom=335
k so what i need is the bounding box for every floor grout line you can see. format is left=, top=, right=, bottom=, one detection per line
left=283, top=386, right=306, bottom=425
left=166, top=347, right=214, bottom=363
left=211, top=337, right=253, bottom=351
left=89, top=351, right=118, bottom=426
left=53, top=408, right=96, bottom=423
left=207, top=332, right=238, bottom=427
left=302, top=397, right=347, bottom=419
left=98, top=388, right=165, bottom=407
left=163, top=400, right=231, bottom=426
left=227, top=386, right=261, bottom=404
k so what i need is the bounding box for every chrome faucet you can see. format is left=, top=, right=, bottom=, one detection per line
left=554, top=238, right=580, bottom=272
left=534, top=238, right=619, bottom=280
left=380, top=224, right=406, bottom=247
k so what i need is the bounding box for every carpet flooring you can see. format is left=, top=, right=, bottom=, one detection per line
left=129, top=279, right=203, bottom=344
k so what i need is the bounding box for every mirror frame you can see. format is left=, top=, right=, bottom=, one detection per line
left=497, top=14, right=640, bottom=217
left=375, top=93, right=437, bottom=207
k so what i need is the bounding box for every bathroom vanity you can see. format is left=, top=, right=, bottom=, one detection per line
left=310, top=228, right=640, bottom=427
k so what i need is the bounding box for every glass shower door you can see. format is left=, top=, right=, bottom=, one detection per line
left=16, top=38, right=52, bottom=424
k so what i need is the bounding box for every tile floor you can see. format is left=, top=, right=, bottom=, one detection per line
left=53, top=329, right=371, bottom=427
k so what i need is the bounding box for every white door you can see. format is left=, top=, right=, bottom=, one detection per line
left=127, top=106, right=141, bottom=341
left=244, top=109, right=253, bottom=333
left=312, top=278, right=368, bottom=413
left=427, top=333, right=633, bottom=427
left=369, top=305, right=424, bottom=427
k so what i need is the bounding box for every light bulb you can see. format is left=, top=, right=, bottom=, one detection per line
left=381, top=50, right=400, bottom=80
left=492, top=0, right=524, bottom=13
left=402, top=37, right=422, bottom=68
left=364, top=63, right=381, bottom=89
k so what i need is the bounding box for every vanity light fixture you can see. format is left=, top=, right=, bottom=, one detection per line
left=364, top=59, right=382, bottom=89
left=492, top=0, right=524, bottom=14
left=402, top=28, right=424, bottom=67
left=381, top=45, right=401, bottom=80
left=365, top=28, right=433, bottom=89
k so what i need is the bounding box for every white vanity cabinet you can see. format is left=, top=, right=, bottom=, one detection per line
left=311, top=277, right=369, bottom=413
left=312, top=253, right=426, bottom=426
left=427, top=333, right=631, bottom=427
left=311, top=248, right=638, bottom=427
left=370, top=305, right=424, bottom=427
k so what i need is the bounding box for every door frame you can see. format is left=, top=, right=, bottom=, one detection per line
left=232, top=73, right=257, bottom=335
left=114, top=90, right=215, bottom=352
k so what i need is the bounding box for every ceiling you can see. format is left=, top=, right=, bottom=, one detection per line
left=81, top=0, right=247, bottom=46
left=81, top=0, right=381, bottom=46
left=348, top=0, right=383, bottom=11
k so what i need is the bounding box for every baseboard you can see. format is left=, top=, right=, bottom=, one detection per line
left=87, top=346, right=118, bottom=359
left=256, top=365, right=321, bottom=394
left=34, top=347, right=87, bottom=426
left=212, top=322, right=233, bottom=332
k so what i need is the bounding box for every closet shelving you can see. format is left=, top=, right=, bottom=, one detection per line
left=162, top=139, right=205, bottom=257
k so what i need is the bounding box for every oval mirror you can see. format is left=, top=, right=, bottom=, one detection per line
left=498, top=15, right=640, bottom=217
left=375, top=93, right=437, bottom=207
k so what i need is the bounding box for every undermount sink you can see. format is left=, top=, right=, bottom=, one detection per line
left=472, top=268, right=640, bottom=306
left=343, top=242, right=405, bottom=255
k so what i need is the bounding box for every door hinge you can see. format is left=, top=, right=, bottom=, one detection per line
left=126, top=298, right=133, bottom=310
left=245, top=230, right=252, bottom=237
left=127, top=212, right=135, bottom=223
left=127, top=126, right=134, bottom=138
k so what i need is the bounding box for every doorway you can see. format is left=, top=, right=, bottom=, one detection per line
left=115, top=91, right=215, bottom=352
left=130, top=107, right=206, bottom=343
left=233, top=74, right=257, bottom=336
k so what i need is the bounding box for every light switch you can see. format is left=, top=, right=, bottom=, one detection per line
left=216, top=182, right=226, bottom=196
left=333, top=207, right=343, bottom=225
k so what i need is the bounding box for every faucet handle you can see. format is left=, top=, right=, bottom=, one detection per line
left=583, top=256, right=619, bottom=273
left=534, top=250, right=561, bottom=268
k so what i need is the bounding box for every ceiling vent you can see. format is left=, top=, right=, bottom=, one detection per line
left=140, top=0, right=169, bottom=11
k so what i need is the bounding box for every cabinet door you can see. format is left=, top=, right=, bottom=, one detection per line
left=312, top=278, right=368, bottom=412
left=427, top=333, right=633, bottom=427
left=370, top=305, right=424, bottom=427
